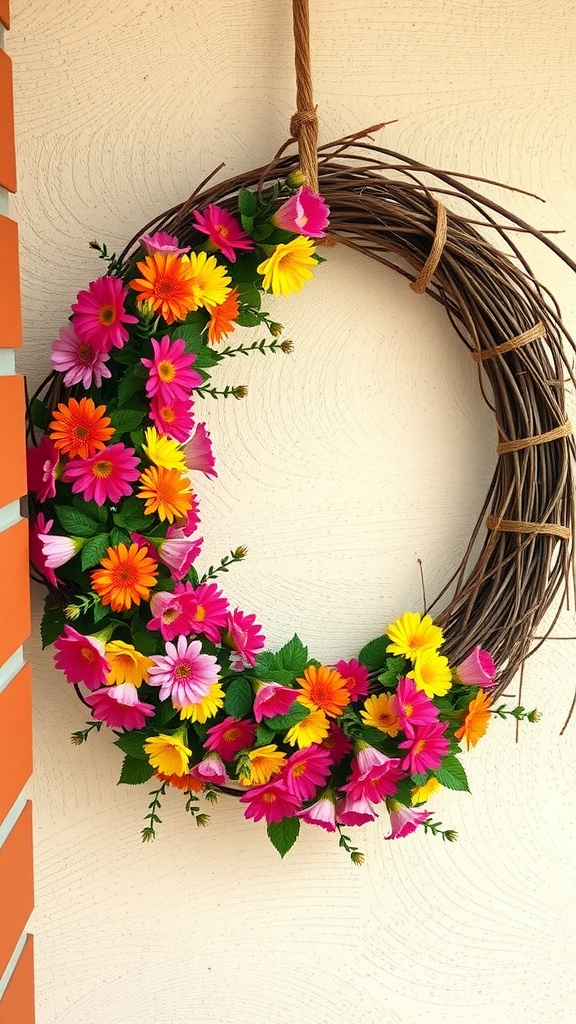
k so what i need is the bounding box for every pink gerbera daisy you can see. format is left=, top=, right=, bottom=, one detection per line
left=283, top=744, right=333, bottom=801
left=29, top=513, right=58, bottom=587
left=71, top=275, right=137, bottom=351
left=53, top=624, right=110, bottom=691
left=225, top=608, right=266, bottom=670
left=384, top=799, right=430, bottom=840
left=157, top=528, right=203, bottom=581
left=253, top=682, right=298, bottom=722
left=334, top=658, right=370, bottom=701
left=85, top=683, right=155, bottom=730
left=398, top=720, right=450, bottom=775
left=174, top=582, right=229, bottom=644
left=150, top=394, right=195, bottom=443
left=141, top=336, right=203, bottom=404
left=239, top=780, right=300, bottom=824
left=395, top=676, right=440, bottom=729
left=62, top=443, right=140, bottom=506
left=204, top=716, right=256, bottom=762
left=148, top=635, right=219, bottom=706
left=192, top=204, right=254, bottom=263
left=51, top=324, right=112, bottom=388
left=297, top=790, right=337, bottom=832
left=322, top=722, right=353, bottom=764
left=27, top=436, right=60, bottom=503
left=184, top=422, right=217, bottom=478
left=140, top=231, right=190, bottom=256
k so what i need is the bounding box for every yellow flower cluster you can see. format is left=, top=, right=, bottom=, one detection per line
left=386, top=611, right=452, bottom=698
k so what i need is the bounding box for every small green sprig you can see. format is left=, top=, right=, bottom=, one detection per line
left=88, top=239, right=122, bottom=274
left=199, top=546, right=248, bottom=584
left=196, top=384, right=248, bottom=400
left=217, top=337, right=293, bottom=358
left=423, top=818, right=459, bottom=842
left=70, top=720, right=103, bottom=746
left=64, top=591, right=102, bottom=620
left=141, top=782, right=167, bottom=843
left=336, top=824, right=365, bottom=865
left=492, top=704, right=541, bottom=722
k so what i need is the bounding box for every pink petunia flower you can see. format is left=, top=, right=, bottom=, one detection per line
left=344, top=745, right=405, bottom=804
left=192, top=204, right=254, bottom=263
left=271, top=186, right=330, bottom=238
left=334, top=658, right=370, bottom=701
left=395, top=676, right=440, bottom=729
left=85, top=683, right=155, bottom=730
left=39, top=531, right=85, bottom=569
left=337, top=790, right=379, bottom=827
left=190, top=752, right=228, bottom=787
left=157, top=528, right=203, bottom=581
left=148, top=635, right=219, bottom=706
left=173, top=581, right=229, bottom=644
left=253, top=681, right=298, bottom=722
left=225, top=609, right=266, bottom=671
left=53, top=624, right=110, bottom=690
left=141, top=336, right=203, bottom=404
left=283, top=744, right=333, bottom=802
left=398, top=720, right=450, bottom=775
left=384, top=799, right=430, bottom=840
left=29, top=513, right=58, bottom=587
left=184, top=421, right=217, bottom=478
left=322, top=722, right=353, bottom=765
left=297, top=790, right=337, bottom=832
left=173, top=497, right=201, bottom=536
left=146, top=591, right=194, bottom=641
left=204, top=716, right=256, bottom=761
left=140, top=231, right=190, bottom=256
left=150, top=394, right=195, bottom=443
left=130, top=532, right=160, bottom=565
left=71, top=275, right=137, bottom=352
left=240, top=780, right=300, bottom=824
left=455, top=646, right=497, bottom=688
left=27, top=436, right=60, bottom=503
left=50, top=323, right=112, bottom=389
left=62, top=443, right=140, bottom=506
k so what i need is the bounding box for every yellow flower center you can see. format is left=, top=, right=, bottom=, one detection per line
left=194, top=605, right=206, bottom=622
left=175, top=663, right=191, bottom=680
left=74, top=425, right=88, bottom=438
left=404, top=702, right=414, bottom=718
left=261, top=791, right=277, bottom=803
left=158, top=359, right=176, bottom=382
left=93, top=460, right=113, bottom=479
left=81, top=647, right=95, bottom=662
left=291, top=762, right=307, bottom=778
left=223, top=727, right=241, bottom=742
left=162, top=607, right=179, bottom=623
left=414, top=740, right=426, bottom=755
left=160, top=406, right=176, bottom=423
left=216, top=224, right=229, bottom=238
left=99, top=305, right=116, bottom=325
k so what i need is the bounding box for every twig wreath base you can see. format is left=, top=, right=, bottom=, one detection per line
left=27, top=129, right=574, bottom=859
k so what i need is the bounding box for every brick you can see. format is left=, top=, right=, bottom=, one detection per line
left=0, top=936, right=34, bottom=1024
left=0, top=216, right=22, bottom=348
left=0, top=803, right=33, bottom=978
left=0, top=376, right=26, bottom=505
left=0, top=520, right=30, bottom=665
left=0, top=665, right=32, bottom=822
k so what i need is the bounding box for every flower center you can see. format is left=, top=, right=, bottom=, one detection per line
left=414, top=740, right=426, bottom=755
left=215, top=223, right=229, bottom=238
left=261, top=791, right=277, bottom=803
left=175, top=663, right=191, bottom=680
left=162, top=607, right=180, bottom=623
left=99, top=304, right=116, bottom=325
left=156, top=277, right=175, bottom=297
left=74, top=425, right=88, bottom=438
left=161, top=406, right=176, bottom=423
left=194, top=605, right=206, bottom=622
left=223, top=727, right=241, bottom=743
left=93, top=460, right=113, bottom=479
left=378, top=712, right=395, bottom=727
left=77, top=342, right=94, bottom=364
left=403, top=702, right=414, bottom=718
left=81, top=646, right=95, bottom=662
left=114, top=564, right=137, bottom=586
left=158, top=359, right=176, bottom=382
left=291, top=762, right=307, bottom=778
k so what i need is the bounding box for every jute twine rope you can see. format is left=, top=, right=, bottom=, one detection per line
left=291, top=0, right=319, bottom=192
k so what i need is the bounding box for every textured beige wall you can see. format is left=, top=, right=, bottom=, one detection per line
left=8, top=1, right=576, bottom=1021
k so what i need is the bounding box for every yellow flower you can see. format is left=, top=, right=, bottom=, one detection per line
left=360, top=693, right=401, bottom=736
left=408, top=648, right=452, bottom=699
left=284, top=707, right=330, bottom=748
left=257, top=236, right=317, bottom=296
left=238, top=744, right=286, bottom=786
left=105, top=639, right=153, bottom=687
left=145, top=733, right=191, bottom=777
left=455, top=691, right=492, bottom=750
left=177, top=682, right=225, bottom=723
left=180, top=251, right=231, bottom=310
left=386, top=611, right=444, bottom=660
left=411, top=777, right=442, bottom=805
left=142, top=426, right=187, bottom=472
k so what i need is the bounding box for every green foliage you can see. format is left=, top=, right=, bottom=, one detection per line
left=256, top=634, right=308, bottom=679
left=266, top=817, right=300, bottom=858
left=131, top=628, right=158, bottom=656
left=237, top=188, right=258, bottom=218
left=110, top=407, right=146, bottom=435
left=266, top=701, right=309, bottom=732
left=236, top=309, right=262, bottom=328
left=109, top=526, right=130, bottom=547
left=176, top=324, right=223, bottom=369
left=55, top=505, right=102, bottom=538
left=378, top=655, right=410, bottom=688
left=30, top=398, right=49, bottom=430
left=117, top=369, right=146, bottom=405
left=357, top=635, right=390, bottom=672
left=73, top=497, right=109, bottom=525
left=41, top=600, right=65, bottom=649
left=255, top=722, right=275, bottom=746
left=113, top=497, right=151, bottom=533
left=115, top=732, right=148, bottom=759
left=224, top=676, right=253, bottom=718
left=235, top=282, right=261, bottom=310
left=81, top=532, right=111, bottom=570
left=118, top=754, right=155, bottom=785
left=434, top=754, right=470, bottom=792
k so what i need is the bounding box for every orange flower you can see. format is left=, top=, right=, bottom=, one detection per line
left=154, top=771, right=204, bottom=793
left=208, top=289, right=240, bottom=344
left=297, top=664, right=351, bottom=718
left=137, top=465, right=193, bottom=523
left=129, top=252, right=201, bottom=324
left=49, top=397, right=114, bottom=459
left=360, top=693, right=401, bottom=736
left=91, top=542, right=159, bottom=612
left=455, top=691, right=492, bottom=750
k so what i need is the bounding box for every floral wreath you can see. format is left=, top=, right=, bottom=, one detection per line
left=28, top=126, right=575, bottom=861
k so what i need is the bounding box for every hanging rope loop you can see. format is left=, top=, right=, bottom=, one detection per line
left=291, top=0, right=319, bottom=191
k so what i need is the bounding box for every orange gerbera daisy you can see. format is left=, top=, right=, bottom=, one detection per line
left=207, top=288, right=240, bottom=344
left=91, top=542, right=159, bottom=612
left=297, top=664, right=351, bottom=718
left=455, top=690, right=492, bottom=750
left=137, top=465, right=193, bottom=523
left=154, top=771, right=204, bottom=793
left=49, top=397, right=114, bottom=459
left=129, top=252, right=201, bottom=324
left=360, top=693, right=401, bottom=736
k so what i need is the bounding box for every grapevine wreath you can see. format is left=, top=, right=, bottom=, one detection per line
left=26, top=6, right=576, bottom=861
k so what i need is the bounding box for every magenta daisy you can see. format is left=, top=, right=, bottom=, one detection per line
left=334, top=658, right=370, bottom=700
left=29, top=513, right=58, bottom=587
left=239, top=780, right=300, bottom=824
left=192, top=204, right=254, bottom=263
left=141, top=336, right=203, bottom=404
left=157, top=528, right=203, bottom=581
left=150, top=394, right=195, bottom=443
left=173, top=582, right=229, bottom=643
left=146, top=591, right=194, bottom=641
left=384, top=799, right=430, bottom=840
left=225, top=608, right=266, bottom=670
left=337, top=790, right=379, bottom=827
left=140, top=230, right=189, bottom=256
left=322, top=722, right=353, bottom=764
left=27, top=436, right=60, bottom=503
left=253, top=682, right=298, bottom=722
left=148, top=636, right=219, bottom=706
left=395, top=676, right=440, bottom=729
left=190, top=752, right=228, bottom=787
left=85, top=684, right=155, bottom=730
left=296, top=790, right=337, bottom=832
left=50, top=324, right=112, bottom=388
left=53, top=625, right=110, bottom=691
left=398, top=720, right=450, bottom=775
left=184, top=421, right=217, bottom=478
left=283, top=744, right=333, bottom=801
left=62, top=443, right=140, bottom=506
left=71, top=275, right=137, bottom=351
left=203, top=716, right=256, bottom=762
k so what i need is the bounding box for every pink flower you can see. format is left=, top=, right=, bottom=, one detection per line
left=150, top=394, right=195, bottom=443
left=141, top=336, right=203, bottom=404
left=50, top=324, right=112, bottom=388
left=148, top=636, right=219, bottom=705
left=157, top=529, right=203, bottom=581
left=455, top=646, right=497, bottom=688
left=384, top=799, right=430, bottom=840
left=253, top=681, right=298, bottom=722
left=29, top=513, right=58, bottom=587
left=240, top=780, right=300, bottom=824
left=337, top=790, right=379, bottom=827
left=174, top=498, right=201, bottom=535
left=190, top=752, right=228, bottom=787
left=225, top=609, right=266, bottom=670
left=344, top=745, right=405, bottom=804
left=85, top=683, right=155, bottom=730
left=272, top=186, right=330, bottom=238
left=140, top=231, right=189, bottom=256
left=192, top=204, right=254, bottom=263
left=395, top=676, right=440, bottom=729
left=204, top=716, right=256, bottom=761
left=147, top=591, right=193, bottom=641
left=53, top=625, right=110, bottom=690
left=62, top=443, right=140, bottom=506
left=173, top=582, right=229, bottom=644
left=283, top=744, right=333, bottom=801
left=334, top=658, right=369, bottom=700
left=39, top=531, right=85, bottom=569
left=27, top=436, right=60, bottom=503
left=398, top=720, right=449, bottom=775
left=184, top=422, right=217, bottom=478
left=130, top=533, right=160, bottom=565
left=297, top=790, right=337, bottom=832
left=322, top=722, right=352, bottom=764
left=71, top=275, right=137, bottom=351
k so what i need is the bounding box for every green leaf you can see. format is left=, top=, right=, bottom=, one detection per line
left=114, top=733, right=148, bottom=759
left=275, top=635, right=308, bottom=675
left=92, top=600, right=109, bottom=624
left=266, top=701, right=309, bottom=732
left=255, top=722, right=275, bottom=746
left=411, top=772, right=428, bottom=787
left=358, top=635, right=390, bottom=672
left=81, top=533, right=111, bottom=570
left=254, top=667, right=295, bottom=686
left=117, top=371, right=146, bottom=406
left=251, top=222, right=273, bottom=242
left=111, top=407, right=146, bottom=435
left=224, top=677, right=254, bottom=718
left=55, top=505, right=102, bottom=538
left=156, top=699, right=178, bottom=726
left=73, top=497, right=109, bottom=525
left=31, top=398, right=49, bottom=430
left=131, top=629, right=158, bottom=656
left=237, top=188, right=258, bottom=217
left=240, top=214, right=254, bottom=234
left=236, top=309, right=261, bottom=328
left=41, top=603, right=65, bottom=649
left=433, top=754, right=470, bottom=792
left=110, top=526, right=130, bottom=547
left=236, top=282, right=261, bottom=310
left=175, top=325, right=223, bottom=368
left=113, top=498, right=151, bottom=533
left=378, top=655, right=410, bottom=688
left=267, top=817, right=300, bottom=858
left=118, top=754, right=155, bottom=785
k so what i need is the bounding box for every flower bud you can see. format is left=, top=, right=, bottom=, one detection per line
left=280, top=339, right=294, bottom=353
left=444, top=829, right=459, bottom=842
left=233, top=545, right=248, bottom=560
left=350, top=851, right=365, bottom=866
left=233, top=385, right=248, bottom=399
left=196, top=813, right=210, bottom=828
left=527, top=709, right=542, bottom=723
left=269, top=321, right=284, bottom=338
left=286, top=169, right=307, bottom=188
left=65, top=604, right=81, bottom=621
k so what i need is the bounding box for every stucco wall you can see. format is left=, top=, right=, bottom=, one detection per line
left=8, top=1, right=576, bottom=1021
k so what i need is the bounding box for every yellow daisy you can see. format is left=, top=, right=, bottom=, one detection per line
left=142, top=426, right=187, bottom=472
left=177, top=682, right=225, bottom=723
left=408, top=648, right=453, bottom=699
left=105, top=639, right=153, bottom=687
left=284, top=707, right=330, bottom=748
left=386, top=611, right=444, bottom=660
left=238, top=744, right=286, bottom=786
left=257, top=236, right=317, bottom=296
left=360, top=693, right=401, bottom=736
left=145, top=732, right=191, bottom=777
left=180, top=251, right=231, bottom=310
left=411, top=777, right=442, bottom=805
